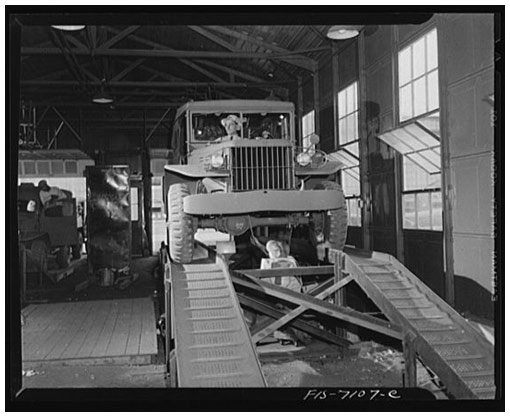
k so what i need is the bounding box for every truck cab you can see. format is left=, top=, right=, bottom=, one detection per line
left=164, top=100, right=348, bottom=264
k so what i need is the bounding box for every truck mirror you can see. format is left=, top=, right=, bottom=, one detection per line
left=310, top=133, right=320, bottom=145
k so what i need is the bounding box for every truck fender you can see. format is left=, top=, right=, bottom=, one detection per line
left=295, top=160, right=344, bottom=177
left=164, top=164, right=228, bottom=179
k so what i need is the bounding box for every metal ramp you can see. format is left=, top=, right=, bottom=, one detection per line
left=343, top=247, right=495, bottom=399
left=169, top=262, right=266, bottom=387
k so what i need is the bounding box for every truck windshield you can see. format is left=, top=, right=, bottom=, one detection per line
left=191, top=112, right=291, bottom=142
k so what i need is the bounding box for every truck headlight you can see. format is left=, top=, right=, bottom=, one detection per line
left=296, top=152, right=312, bottom=167
left=211, top=152, right=225, bottom=168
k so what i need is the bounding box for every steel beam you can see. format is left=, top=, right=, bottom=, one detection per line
left=195, top=59, right=266, bottom=83
left=21, top=46, right=327, bottom=60
left=144, top=107, right=172, bottom=143
left=104, top=27, right=265, bottom=94
left=111, top=58, right=145, bottom=82
left=47, top=121, right=63, bottom=149
left=180, top=59, right=226, bottom=83
left=22, top=80, right=290, bottom=88
left=98, top=25, right=140, bottom=50
left=51, top=107, right=83, bottom=143
left=201, top=25, right=318, bottom=72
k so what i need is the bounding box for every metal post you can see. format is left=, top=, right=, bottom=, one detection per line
left=52, top=107, right=83, bottom=144
left=391, top=26, right=405, bottom=263
left=357, top=31, right=371, bottom=250
left=313, top=63, right=320, bottom=135
left=437, top=15, right=455, bottom=307
left=331, top=43, right=340, bottom=145
left=297, top=76, right=303, bottom=144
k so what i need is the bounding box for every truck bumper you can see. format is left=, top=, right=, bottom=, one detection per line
left=183, top=189, right=343, bottom=216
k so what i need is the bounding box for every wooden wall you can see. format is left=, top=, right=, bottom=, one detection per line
left=440, top=14, right=495, bottom=319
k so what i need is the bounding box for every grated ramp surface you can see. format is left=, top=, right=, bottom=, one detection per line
left=344, top=248, right=495, bottom=400
left=171, top=262, right=266, bottom=387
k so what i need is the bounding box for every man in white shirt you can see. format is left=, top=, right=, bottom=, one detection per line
left=215, top=114, right=242, bottom=142
left=38, top=180, right=67, bottom=205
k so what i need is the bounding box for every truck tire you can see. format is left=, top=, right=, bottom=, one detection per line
left=56, top=246, right=71, bottom=269
left=313, top=181, right=348, bottom=252
left=72, top=232, right=83, bottom=260
left=168, top=183, right=194, bottom=264
left=30, top=240, right=49, bottom=274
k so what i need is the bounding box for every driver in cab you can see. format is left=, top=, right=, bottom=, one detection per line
left=214, top=114, right=242, bottom=142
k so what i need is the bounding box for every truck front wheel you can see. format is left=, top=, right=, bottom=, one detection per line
left=168, top=183, right=194, bottom=264
left=312, top=181, right=348, bottom=252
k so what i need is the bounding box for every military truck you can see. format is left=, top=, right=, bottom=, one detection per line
left=18, top=182, right=82, bottom=273
left=164, top=100, right=347, bottom=264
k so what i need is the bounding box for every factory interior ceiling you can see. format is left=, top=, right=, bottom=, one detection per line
left=15, top=12, right=433, bottom=131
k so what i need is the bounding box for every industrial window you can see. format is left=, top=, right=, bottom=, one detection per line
left=398, top=28, right=438, bottom=122
left=382, top=28, right=442, bottom=231
left=64, top=160, right=78, bottom=174
left=301, top=110, right=315, bottom=150
left=37, top=161, right=50, bottom=175
left=24, top=161, right=36, bottom=175
left=333, top=81, right=361, bottom=226
left=329, top=145, right=361, bottom=227
left=51, top=161, right=64, bottom=175
left=337, top=81, right=359, bottom=146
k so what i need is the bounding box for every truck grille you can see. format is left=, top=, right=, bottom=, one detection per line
left=230, top=146, right=294, bottom=191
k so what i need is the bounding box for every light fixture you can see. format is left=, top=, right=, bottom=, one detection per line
left=92, top=80, right=114, bottom=104
left=51, top=25, right=86, bottom=31
left=92, top=91, right=114, bottom=104
left=327, top=25, right=363, bottom=40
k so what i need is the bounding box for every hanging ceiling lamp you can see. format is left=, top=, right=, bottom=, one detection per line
left=92, top=79, right=114, bottom=104
left=326, top=25, right=363, bottom=40
left=51, top=25, right=86, bottom=31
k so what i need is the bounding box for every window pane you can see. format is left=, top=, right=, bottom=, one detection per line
left=51, top=161, right=64, bottom=175
left=427, top=70, right=439, bottom=112
left=348, top=199, right=355, bottom=226
left=24, top=161, right=36, bottom=175
left=353, top=111, right=359, bottom=139
left=342, top=167, right=360, bottom=196
left=399, top=46, right=412, bottom=86
left=37, top=161, right=50, bottom=175
left=431, top=191, right=443, bottom=230
left=416, top=192, right=431, bottom=229
left=346, top=114, right=355, bottom=142
left=338, top=117, right=347, bottom=145
left=413, top=76, right=427, bottom=117
left=418, top=111, right=440, bottom=137
left=346, top=85, right=353, bottom=114
left=344, top=142, right=359, bottom=158
left=426, top=29, right=438, bottom=71
left=337, top=90, right=346, bottom=117
left=403, top=194, right=416, bottom=229
left=413, top=37, right=426, bottom=78
left=400, top=84, right=413, bottom=121
left=403, top=156, right=440, bottom=191
left=353, top=82, right=358, bottom=110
